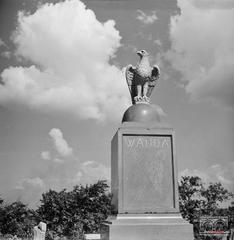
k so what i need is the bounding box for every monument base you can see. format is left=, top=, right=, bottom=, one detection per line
left=101, top=214, right=193, bottom=240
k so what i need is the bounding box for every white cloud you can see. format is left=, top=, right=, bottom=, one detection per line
left=136, top=9, right=158, bottom=25
left=80, top=160, right=110, bottom=183
left=154, top=39, right=162, bottom=46
left=180, top=168, right=210, bottom=183
left=67, top=171, right=83, bottom=186
left=0, top=0, right=130, bottom=121
left=211, top=164, right=234, bottom=185
left=166, top=0, right=234, bottom=108
left=191, top=0, right=234, bottom=9
left=53, top=158, right=64, bottom=163
left=41, top=150, right=51, bottom=160
left=49, top=128, right=73, bottom=157
left=180, top=162, right=234, bottom=192
left=12, top=130, right=109, bottom=207
left=1, top=51, right=11, bottom=59
left=0, top=38, right=6, bottom=47
left=13, top=177, right=45, bottom=208
left=74, top=171, right=83, bottom=182
left=16, top=177, right=44, bottom=189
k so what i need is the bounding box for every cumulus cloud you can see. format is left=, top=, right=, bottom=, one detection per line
left=191, top=0, right=234, bottom=9
left=13, top=129, right=110, bottom=207
left=166, top=0, right=234, bottom=108
left=79, top=160, right=110, bottom=184
left=0, top=38, right=6, bottom=47
left=67, top=161, right=110, bottom=186
left=41, top=150, right=51, bottom=160
left=72, top=171, right=83, bottom=183
left=0, top=0, right=129, bottom=121
left=53, top=158, right=64, bottom=163
left=180, top=162, right=234, bottom=192
left=43, top=129, right=110, bottom=185
left=136, top=9, right=158, bottom=25
left=154, top=39, right=162, bottom=46
left=16, top=177, right=44, bottom=189
left=1, top=51, right=11, bottom=59
left=49, top=128, right=73, bottom=157
left=13, top=177, right=45, bottom=208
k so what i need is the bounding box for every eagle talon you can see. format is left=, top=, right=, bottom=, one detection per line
left=142, top=96, right=149, bottom=102
left=134, top=96, right=142, bottom=102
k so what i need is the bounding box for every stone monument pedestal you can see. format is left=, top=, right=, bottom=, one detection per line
left=101, top=214, right=192, bottom=240
left=101, top=104, right=193, bottom=240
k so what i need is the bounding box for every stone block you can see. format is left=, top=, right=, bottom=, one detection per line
left=111, top=122, right=179, bottom=214
left=33, top=222, right=46, bottom=240
left=102, top=122, right=194, bottom=239
left=101, top=214, right=193, bottom=240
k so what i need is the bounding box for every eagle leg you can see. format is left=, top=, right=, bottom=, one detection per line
left=142, top=82, right=149, bottom=102
left=134, top=85, right=143, bottom=102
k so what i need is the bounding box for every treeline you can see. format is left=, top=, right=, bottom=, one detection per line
left=0, top=177, right=233, bottom=240
left=179, top=176, right=234, bottom=239
left=0, top=180, right=112, bottom=240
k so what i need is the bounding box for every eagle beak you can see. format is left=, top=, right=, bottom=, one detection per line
left=137, top=51, right=142, bottom=56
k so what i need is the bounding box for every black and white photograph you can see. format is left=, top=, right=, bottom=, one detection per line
left=0, top=0, right=233, bottom=239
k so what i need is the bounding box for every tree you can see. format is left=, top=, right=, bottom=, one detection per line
left=179, top=176, right=233, bottom=224
left=0, top=200, right=36, bottom=238
left=70, top=180, right=113, bottom=233
left=179, top=176, right=204, bottom=224
left=36, top=180, right=112, bottom=239
left=201, top=182, right=232, bottom=215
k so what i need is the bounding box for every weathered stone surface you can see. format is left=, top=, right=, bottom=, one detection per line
left=33, top=222, right=46, bottom=240
left=122, top=135, right=174, bottom=212
left=103, top=121, right=193, bottom=240
left=85, top=234, right=101, bottom=240
left=111, top=124, right=179, bottom=214
left=101, top=214, right=193, bottom=240
left=122, top=103, right=162, bottom=123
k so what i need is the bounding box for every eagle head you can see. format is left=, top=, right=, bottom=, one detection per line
left=137, top=50, right=149, bottom=58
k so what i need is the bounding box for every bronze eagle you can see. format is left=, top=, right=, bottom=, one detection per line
left=125, top=50, right=160, bottom=104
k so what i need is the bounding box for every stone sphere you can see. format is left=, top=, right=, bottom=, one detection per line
left=122, top=103, right=162, bottom=123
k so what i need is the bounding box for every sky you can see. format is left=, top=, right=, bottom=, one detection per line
left=0, top=0, right=233, bottom=208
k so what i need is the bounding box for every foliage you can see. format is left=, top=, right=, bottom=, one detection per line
left=179, top=176, right=233, bottom=240
left=179, top=176, right=233, bottom=224
left=36, top=180, right=112, bottom=237
left=0, top=199, right=36, bottom=238
left=45, top=227, right=85, bottom=240
left=179, top=175, right=233, bottom=240
left=0, top=176, right=233, bottom=239
left=179, top=176, right=204, bottom=224
left=201, top=182, right=233, bottom=215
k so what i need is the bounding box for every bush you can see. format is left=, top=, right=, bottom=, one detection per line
left=37, top=180, right=112, bottom=236
left=0, top=200, right=36, bottom=238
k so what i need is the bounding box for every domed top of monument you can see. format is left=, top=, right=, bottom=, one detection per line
left=123, top=50, right=164, bottom=123
left=122, top=103, right=163, bottom=123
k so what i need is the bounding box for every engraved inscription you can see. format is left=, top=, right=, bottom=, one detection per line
left=122, top=135, right=174, bottom=212
left=124, top=137, right=170, bottom=149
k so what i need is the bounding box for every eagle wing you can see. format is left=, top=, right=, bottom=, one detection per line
left=125, top=64, right=136, bottom=104
left=146, top=65, right=160, bottom=98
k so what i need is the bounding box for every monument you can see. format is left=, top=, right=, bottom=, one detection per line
left=33, top=222, right=47, bottom=240
left=101, top=50, right=193, bottom=240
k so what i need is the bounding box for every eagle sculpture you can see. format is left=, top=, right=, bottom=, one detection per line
left=125, top=50, right=160, bottom=104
